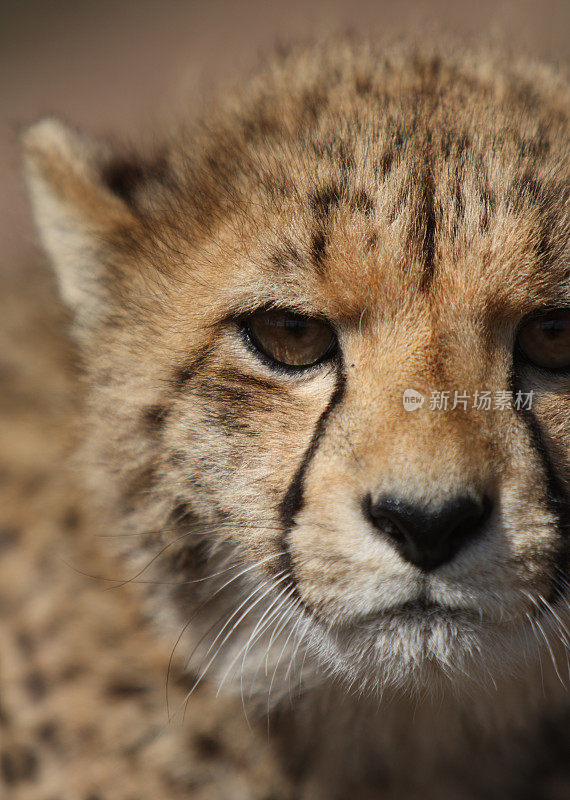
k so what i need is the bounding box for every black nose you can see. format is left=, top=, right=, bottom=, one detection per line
left=364, top=494, right=492, bottom=571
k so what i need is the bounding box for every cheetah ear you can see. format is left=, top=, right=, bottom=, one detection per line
left=22, top=118, right=136, bottom=324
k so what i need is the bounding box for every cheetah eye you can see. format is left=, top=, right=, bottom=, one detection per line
left=242, top=310, right=337, bottom=368
left=517, top=309, right=570, bottom=371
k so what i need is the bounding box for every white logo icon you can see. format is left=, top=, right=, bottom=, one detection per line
left=403, top=389, right=425, bottom=412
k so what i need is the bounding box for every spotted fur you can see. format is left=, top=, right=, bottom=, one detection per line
left=2, top=38, right=570, bottom=798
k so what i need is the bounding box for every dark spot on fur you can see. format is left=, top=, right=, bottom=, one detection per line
left=506, top=174, right=565, bottom=268
left=440, top=132, right=452, bottom=159
left=0, top=529, right=19, bottom=553
left=0, top=697, right=10, bottom=727
left=310, top=230, right=327, bottom=271
left=455, top=132, right=470, bottom=157
left=510, top=80, right=541, bottom=110
left=366, top=231, right=379, bottom=251
left=106, top=681, right=150, bottom=699
left=378, top=149, right=395, bottom=178
left=507, top=174, right=545, bottom=213
left=193, top=733, right=224, bottom=759
left=174, top=345, right=215, bottom=388
left=24, top=671, right=47, bottom=701
left=170, top=502, right=200, bottom=527
left=16, top=631, right=35, bottom=656
left=270, top=240, right=302, bottom=270
left=201, top=382, right=250, bottom=412
left=123, top=465, right=156, bottom=512
left=143, top=405, right=168, bottom=429
left=0, top=751, right=15, bottom=785
left=386, top=184, right=409, bottom=224
left=479, top=186, right=495, bottom=232
left=412, top=163, right=437, bottom=288
left=355, top=75, right=373, bottom=95
left=217, top=368, right=286, bottom=395
left=102, top=153, right=167, bottom=206
left=0, top=745, right=38, bottom=785
left=62, top=506, right=81, bottom=532
left=390, top=125, right=404, bottom=151
left=171, top=540, right=210, bottom=575
left=103, top=158, right=145, bottom=200
left=301, top=89, right=328, bottom=123
left=195, top=368, right=286, bottom=428
left=422, top=182, right=437, bottom=277
left=337, top=140, right=356, bottom=173
left=241, top=109, right=279, bottom=142
left=350, top=188, right=374, bottom=215
left=527, top=127, right=551, bottom=159
left=60, top=663, right=85, bottom=682
left=167, top=503, right=210, bottom=575
left=452, top=175, right=464, bottom=238
left=37, top=722, right=59, bottom=746
left=310, top=184, right=343, bottom=217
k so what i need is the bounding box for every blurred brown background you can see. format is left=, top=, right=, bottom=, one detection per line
left=2, top=0, right=570, bottom=278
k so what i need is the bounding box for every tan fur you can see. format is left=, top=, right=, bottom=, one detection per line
left=2, top=38, right=570, bottom=798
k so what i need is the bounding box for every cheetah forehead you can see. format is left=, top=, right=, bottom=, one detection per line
left=23, top=41, right=570, bottom=330
left=127, top=43, right=570, bottom=321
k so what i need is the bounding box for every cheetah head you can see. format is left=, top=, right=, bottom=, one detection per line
left=23, top=43, right=570, bottom=700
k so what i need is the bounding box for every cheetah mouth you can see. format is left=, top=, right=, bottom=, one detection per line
left=381, top=599, right=478, bottom=620
left=351, top=599, right=482, bottom=628
left=308, top=597, right=502, bottom=693
left=346, top=591, right=484, bottom=627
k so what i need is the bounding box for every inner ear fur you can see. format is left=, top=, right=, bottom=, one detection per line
left=22, top=118, right=138, bottom=323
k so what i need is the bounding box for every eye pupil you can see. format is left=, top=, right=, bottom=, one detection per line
left=539, top=320, right=565, bottom=337
left=244, top=311, right=336, bottom=368
left=517, top=310, right=570, bottom=371
left=284, top=320, right=307, bottom=336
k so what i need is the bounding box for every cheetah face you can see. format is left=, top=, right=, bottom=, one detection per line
left=24, top=44, right=570, bottom=696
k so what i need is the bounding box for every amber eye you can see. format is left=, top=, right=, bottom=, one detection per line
left=243, top=310, right=337, bottom=368
left=517, top=309, right=570, bottom=371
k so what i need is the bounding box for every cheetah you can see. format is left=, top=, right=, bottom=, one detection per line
left=1, top=37, right=570, bottom=799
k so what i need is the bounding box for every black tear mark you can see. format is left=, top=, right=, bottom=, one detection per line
left=277, top=362, right=346, bottom=603
left=280, top=363, right=346, bottom=538
left=510, top=367, right=570, bottom=609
